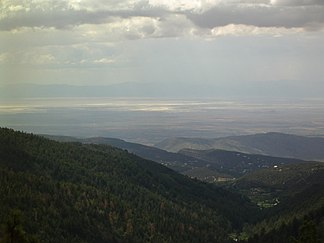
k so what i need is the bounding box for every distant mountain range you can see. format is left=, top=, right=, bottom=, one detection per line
left=0, top=83, right=245, bottom=100
left=44, top=134, right=315, bottom=183
left=155, top=132, right=324, bottom=161
left=2, top=81, right=324, bottom=100
left=0, top=83, right=159, bottom=99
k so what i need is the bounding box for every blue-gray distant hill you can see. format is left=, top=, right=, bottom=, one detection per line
left=44, top=134, right=310, bottom=182
left=155, top=132, right=324, bottom=161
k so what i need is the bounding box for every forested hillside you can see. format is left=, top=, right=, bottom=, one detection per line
left=44, top=135, right=309, bottom=183
left=43, top=135, right=210, bottom=174
left=179, top=148, right=306, bottom=177
left=232, top=163, right=324, bottom=242
left=0, top=128, right=257, bottom=243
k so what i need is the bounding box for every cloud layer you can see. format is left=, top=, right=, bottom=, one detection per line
left=1, top=0, right=324, bottom=36
left=1, top=0, right=323, bottom=94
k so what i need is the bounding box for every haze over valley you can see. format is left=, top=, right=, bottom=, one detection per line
left=1, top=0, right=324, bottom=242
left=1, top=96, right=324, bottom=145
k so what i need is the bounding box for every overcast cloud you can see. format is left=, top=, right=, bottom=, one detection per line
left=2, top=0, right=324, bottom=33
left=0, top=0, right=323, bottom=98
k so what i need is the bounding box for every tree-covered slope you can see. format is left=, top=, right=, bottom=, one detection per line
left=43, top=135, right=210, bottom=174
left=0, top=128, right=258, bottom=243
left=230, top=162, right=324, bottom=208
left=46, top=135, right=308, bottom=183
left=231, top=163, right=324, bottom=242
left=179, top=148, right=306, bottom=178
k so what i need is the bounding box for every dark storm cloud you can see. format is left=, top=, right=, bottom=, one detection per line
left=0, top=9, right=103, bottom=30
left=1, top=1, right=323, bottom=33
left=271, top=0, right=324, bottom=6
left=0, top=7, right=168, bottom=31
left=186, top=4, right=324, bottom=29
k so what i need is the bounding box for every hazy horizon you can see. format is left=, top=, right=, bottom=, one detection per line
left=1, top=0, right=324, bottom=143
left=1, top=97, right=324, bottom=145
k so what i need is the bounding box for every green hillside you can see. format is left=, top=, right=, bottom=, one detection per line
left=231, top=162, right=323, bottom=205
left=179, top=148, right=306, bottom=178
left=0, top=128, right=258, bottom=243
left=44, top=135, right=309, bottom=183
left=43, top=135, right=210, bottom=174
left=231, top=163, right=324, bottom=242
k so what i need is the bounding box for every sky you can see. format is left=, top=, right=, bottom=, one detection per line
left=1, top=0, right=324, bottom=99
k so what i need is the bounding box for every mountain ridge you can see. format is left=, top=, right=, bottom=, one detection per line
left=44, top=134, right=316, bottom=183
left=42, top=135, right=211, bottom=173
left=0, top=127, right=258, bottom=242
left=179, top=148, right=308, bottom=178
left=155, top=132, right=324, bottom=161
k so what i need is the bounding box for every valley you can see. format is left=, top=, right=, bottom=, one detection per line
left=44, top=133, right=321, bottom=182
left=2, top=1, right=324, bottom=242
left=1, top=128, right=323, bottom=242
left=2, top=98, right=324, bottom=146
